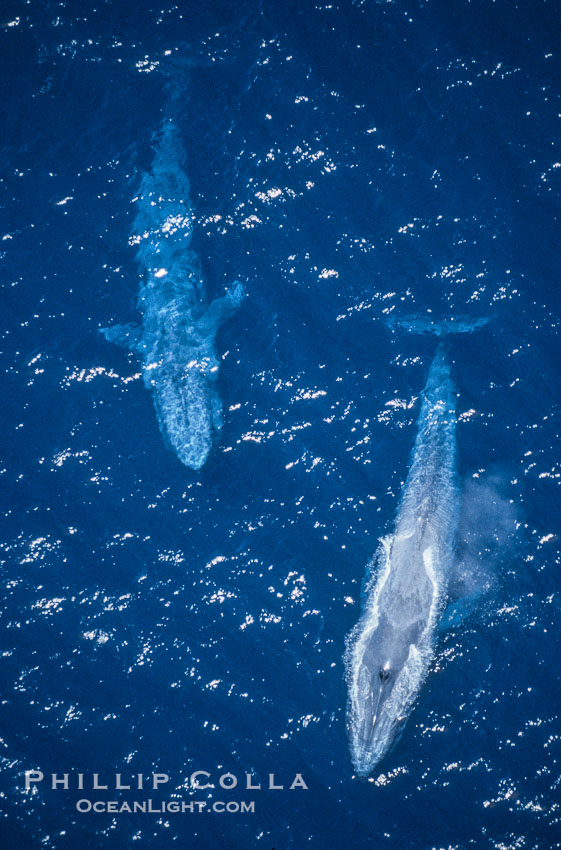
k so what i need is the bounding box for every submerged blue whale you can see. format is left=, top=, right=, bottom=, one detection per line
left=346, top=345, right=459, bottom=776
left=101, top=120, right=244, bottom=470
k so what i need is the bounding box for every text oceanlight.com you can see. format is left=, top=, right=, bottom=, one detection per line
left=76, top=799, right=255, bottom=814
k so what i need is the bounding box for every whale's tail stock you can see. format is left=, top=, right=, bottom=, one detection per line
left=386, top=314, right=490, bottom=337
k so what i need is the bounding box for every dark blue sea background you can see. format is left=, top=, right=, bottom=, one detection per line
left=2, top=1, right=561, bottom=847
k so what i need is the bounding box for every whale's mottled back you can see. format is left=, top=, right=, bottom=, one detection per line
left=345, top=347, right=459, bottom=775
left=101, top=119, right=244, bottom=470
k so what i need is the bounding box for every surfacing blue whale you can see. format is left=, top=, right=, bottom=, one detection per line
left=101, top=120, right=244, bottom=470
left=345, top=344, right=459, bottom=776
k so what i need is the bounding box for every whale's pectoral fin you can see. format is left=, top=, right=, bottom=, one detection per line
left=196, top=281, right=245, bottom=336
left=440, top=556, right=494, bottom=632
left=440, top=595, right=480, bottom=631
left=100, top=323, right=142, bottom=352
left=440, top=551, right=494, bottom=633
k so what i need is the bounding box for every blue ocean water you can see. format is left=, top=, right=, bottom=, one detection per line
left=1, top=1, right=561, bottom=848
